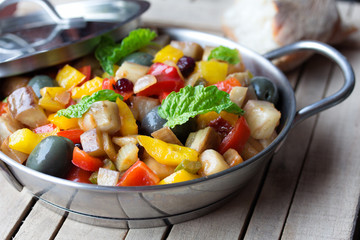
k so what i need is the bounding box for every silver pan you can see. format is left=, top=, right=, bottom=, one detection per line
left=0, top=27, right=355, bottom=228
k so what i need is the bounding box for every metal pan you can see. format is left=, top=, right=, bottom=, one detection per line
left=0, top=27, right=355, bottom=228
left=0, top=0, right=149, bottom=78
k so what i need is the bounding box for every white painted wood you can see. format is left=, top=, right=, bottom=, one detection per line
left=13, top=201, right=65, bottom=240
left=125, top=227, right=168, bottom=240
left=0, top=174, right=33, bottom=240
left=281, top=48, right=360, bottom=240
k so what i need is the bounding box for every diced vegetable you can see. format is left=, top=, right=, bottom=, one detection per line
left=8, top=86, right=49, bottom=128
left=153, top=45, right=184, bottom=64
left=130, top=96, right=160, bottom=121
left=80, top=129, right=105, bottom=157
left=174, top=159, right=202, bottom=174
left=214, top=77, right=241, bottom=94
left=151, top=126, right=183, bottom=146
left=56, top=64, right=86, bottom=90
left=170, top=41, right=204, bottom=60
left=66, top=165, right=92, bottom=183
left=185, top=127, right=221, bottom=153
left=9, top=128, right=43, bottom=154
left=57, top=129, right=84, bottom=144
left=223, top=148, right=243, bottom=167
left=133, top=75, right=157, bottom=94
left=116, top=98, right=138, bottom=136
left=89, top=101, right=121, bottom=134
left=117, top=160, right=160, bottom=186
left=199, top=61, right=228, bottom=84
left=229, top=86, right=247, bottom=107
left=71, top=76, right=103, bottom=99
left=243, top=100, right=281, bottom=139
left=137, top=135, right=199, bottom=166
left=0, top=113, right=24, bottom=144
left=102, top=132, right=117, bottom=161
left=142, top=157, right=175, bottom=180
left=48, top=113, right=79, bottom=130
left=115, top=143, right=139, bottom=172
left=72, top=146, right=103, bottom=171
left=159, top=169, right=199, bottom=185
left=39, top=87, right=67, bottom=112
left=115, top=62, right=150, bottom=84
left=112, top=136, right=138, bottom=147
left=1, top=137, right=28, bottom=164
left=97, top=168, right=120, bottom=186
left=198, top=149, right=230, bottom=176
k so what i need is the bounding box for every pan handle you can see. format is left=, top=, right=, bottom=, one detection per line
left=263, top=40, right=355, bottom=126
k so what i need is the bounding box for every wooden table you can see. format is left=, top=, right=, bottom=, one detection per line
left=1, top=0, right=360, bottom=239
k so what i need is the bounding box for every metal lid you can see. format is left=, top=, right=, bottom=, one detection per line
left=0, top=0, right=150, bottom=78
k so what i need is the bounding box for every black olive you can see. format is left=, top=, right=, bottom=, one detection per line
left=140, top=106, right=197, bottom=144
left=26, top=136, right=75, bottom=178
left=250, top=76, right=279, bottom=105
left=118, top=52, right=154, bottom=66
left=28, top=75, right=58, bottom=98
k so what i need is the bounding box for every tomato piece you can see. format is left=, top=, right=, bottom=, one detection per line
left=218, top=116, right=250, bottom=154
left=117, top=160, right=160, bottom=186
left=214, top=77, right=241, bottom=94
left=66, top=165, right=92, bottom=183
left=79, top=65, right=91, bottom=82
left=0, top=102, right=8, bottom=116
left=57, top=129, right=84, bottom=144
left=137, top=63, right=184, bottom=97
left=72, top=147, right=103, bottom=171
left=33, top=123, right=57, bottom=134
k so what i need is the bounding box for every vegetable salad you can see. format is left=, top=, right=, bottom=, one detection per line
left=0, top=28, right=281, bottom=186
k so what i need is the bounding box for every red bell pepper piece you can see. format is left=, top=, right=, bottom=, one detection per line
left=137, top=63, right=184, bottom=98
left=218, top=116, right=250, bottom=154
left=102, top=77, right=133, bottom=100
left=0, top=102, right=8, bottom=116
left=117, top=160, right=160, bottom=187
left=57, top=129, right=84, bottom=144
left=79, top=65, right=91, bottom=82
left=214, top=77, right=241, bottom=94
left=33, top=123, right=57, bottom=134
left=66, top=165, right=92, bottom=184
left=72, top=147, right=103, bottom=172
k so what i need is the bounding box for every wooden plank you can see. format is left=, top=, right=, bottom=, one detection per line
left=280, top=48, right=360, bottom=239
left=0, top=173, right=33, bottom=240
left=243, top=54, right=333, bottom=239
left=166, top=165, right=266, bottom=240
left=13, top=201, right=65, bottom=240
left=337, top=2, right=360, bottom=49
left=54, top=217, right=128, bottom=240
left=125, top=227, right=168, bottom=240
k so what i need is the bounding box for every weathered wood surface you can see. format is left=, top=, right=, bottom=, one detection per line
left=1, top=1, right=359, bottom=239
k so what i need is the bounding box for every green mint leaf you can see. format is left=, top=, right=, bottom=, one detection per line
left=208, top=46, right=241, bottom=65
left=158, top=85, right=244, bottom=128
left=56, top=90, right=123, bottom=119
left=95, top=28, right=157, bottom=75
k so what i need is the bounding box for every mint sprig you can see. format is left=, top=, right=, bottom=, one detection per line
left=56, top=90, right=123, bottom=119
left=95, top=28, right=157, bottom=75
left=158, top=85, right=244, bottom=128
left=208, top=46, right=241, bottom=65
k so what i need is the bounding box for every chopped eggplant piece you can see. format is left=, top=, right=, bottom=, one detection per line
left=80, top=129, right=105, bottom=157
left=0, top=113, right=24, bottom=144
left=185, top=127, right=221, bottom=153
left=89, top=101, right=121, bottom=134
left=97, top=168, right=120, bottom=186
left=112, top=136, right=138, bottom=147
left=240, top=142, right=259, bottom=160
left=170, top=41, right=204, bottom=60
left=198, top=149, right=230, bottom=177
left=7, top=86, right=48, bottom=128
left=1, top=137, right=28, bottom=164
left=151, top=126, right=183, bottom=146
left=229, top=86, right=247, bottom=108
left=223, top=148, right=243, bottom=167
left=133, top=75, right=157, bottom=94
left=115, top=143, right=139, bottom=172
left=78, top=112, right=97, bottom=131
left=102, top=132, right=118, bottom=161
left=226, top=71, right=252, bottom=86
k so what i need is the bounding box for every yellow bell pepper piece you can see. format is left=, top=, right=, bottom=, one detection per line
left=56, top=64, right=86, bottom=90
left=116, top=98, right=138, bottom=136
left=9, top=129, right=43, bottom=154
left=38, top=127, right=60, bottom=139
left=196, top=111, right=238, bottom=129
left=153, top=45, right=184, bottom=64
left=199, top=61, right=228, bottom=84
left=137, top=135, right=198, bottom=166
left=48, top=113, right=79, bottom=130
left=71, top=76, right=103, bottom=99
left=39, top=87, right=67, bottom=112
left=159, top=169, right=199, bottom=185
